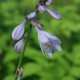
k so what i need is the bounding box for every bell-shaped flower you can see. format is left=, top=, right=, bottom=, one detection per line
left=46, top=0, right=53, bottom=5
left=31, top=21, right=62, bottom=58
left=38, top=30, right=62, bottom=58
left=12, top=19, right=27, bottom=40
left=27, top=11, right=36, bottom=20
left=46, top=7, right=61, bottom=20
left=14, top=38, right=25, bottom=53
left=38, top=5, right=46, bottom=13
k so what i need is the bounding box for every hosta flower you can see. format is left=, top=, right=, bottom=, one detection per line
left=14, top=39, right=25, bottom=53
left=31, top=21, right=62, bottom=58
left=12, top=19, right=27, bottom=40
left=38, top=30, right=62, bottom=58
left=38, top=5, right=46, bottom=13
left=46, top=0, right=53, bottom=5
left=46, top=7, right=61, bottom=20
left=27, top=11, right=36, bottom=20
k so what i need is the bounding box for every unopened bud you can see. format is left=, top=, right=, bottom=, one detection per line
left=46, top=8, right=61, bottom=20
left=12, top=19, right=27, bottom=40
left=14, top=39, right=25, bottom=53
left=46, top=0, right=53, bottom=5
left=38, top=5, right=46, bottom=13
left=27, top=11, right=36, bottom=20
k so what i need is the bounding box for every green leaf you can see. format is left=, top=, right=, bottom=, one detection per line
left=23, top=63, right=42, bottom=78
left=70, top=66, right=80, bottom=77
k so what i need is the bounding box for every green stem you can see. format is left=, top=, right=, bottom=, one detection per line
left=14, top=24, right=32, bottom=80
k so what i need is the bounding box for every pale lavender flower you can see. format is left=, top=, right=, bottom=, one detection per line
left=46, top=0, right=53, bottom=5
left=27, top=11, right=36, bottom=20
left=14, top=39, right=25, bottom=53
left=31, top=21, right=62, bottom=58
left=38, top=5, right=46, bottom=13
left=46, top=7, right=61, bottom=20
left=37, top=30, right=62, bottom=58
left=12, top=19, right=27, bottom=40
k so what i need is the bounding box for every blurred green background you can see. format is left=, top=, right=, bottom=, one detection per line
left=0, top=0, right=80, bottom=80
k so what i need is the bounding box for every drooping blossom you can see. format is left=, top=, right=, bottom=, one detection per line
left=31, top=20, right=62, bottom=58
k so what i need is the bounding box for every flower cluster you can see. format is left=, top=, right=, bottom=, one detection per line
left=12, top=0, right=62, bottom=58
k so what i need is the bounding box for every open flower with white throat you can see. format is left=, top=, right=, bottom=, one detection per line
left=31, top=21, right=62, bottom=58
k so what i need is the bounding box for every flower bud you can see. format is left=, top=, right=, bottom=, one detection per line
left=14, top=39, right=25, bottom=53
left=38, top=5, right=46, bottom=13
left=46, top=8, right=61, bottom=20
left=12, top=19, right=26, bottom=40
left=27, top=11, right=36, bottom=20
left=46, top=0, right=53, bottom=5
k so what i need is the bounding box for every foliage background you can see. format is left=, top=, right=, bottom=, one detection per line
left=0, top=0, right=80, bottom=80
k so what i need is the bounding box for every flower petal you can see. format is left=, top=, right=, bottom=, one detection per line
left=12, top=19, right=26, bottom=40
left=42, top=31, right=61, bottom=44
left=47, top=53, right=52, bottom=58
left=39, top=42, right=53, bottom=58
left=39, top=42, right=45, bottom=55
left=55, top=45, right=62, bottom=51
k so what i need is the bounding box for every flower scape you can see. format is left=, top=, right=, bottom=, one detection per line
left=12, top=0, right=62, bottom=58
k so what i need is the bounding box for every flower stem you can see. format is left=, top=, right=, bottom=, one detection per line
left=14, top=24, right=32, bottom=80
